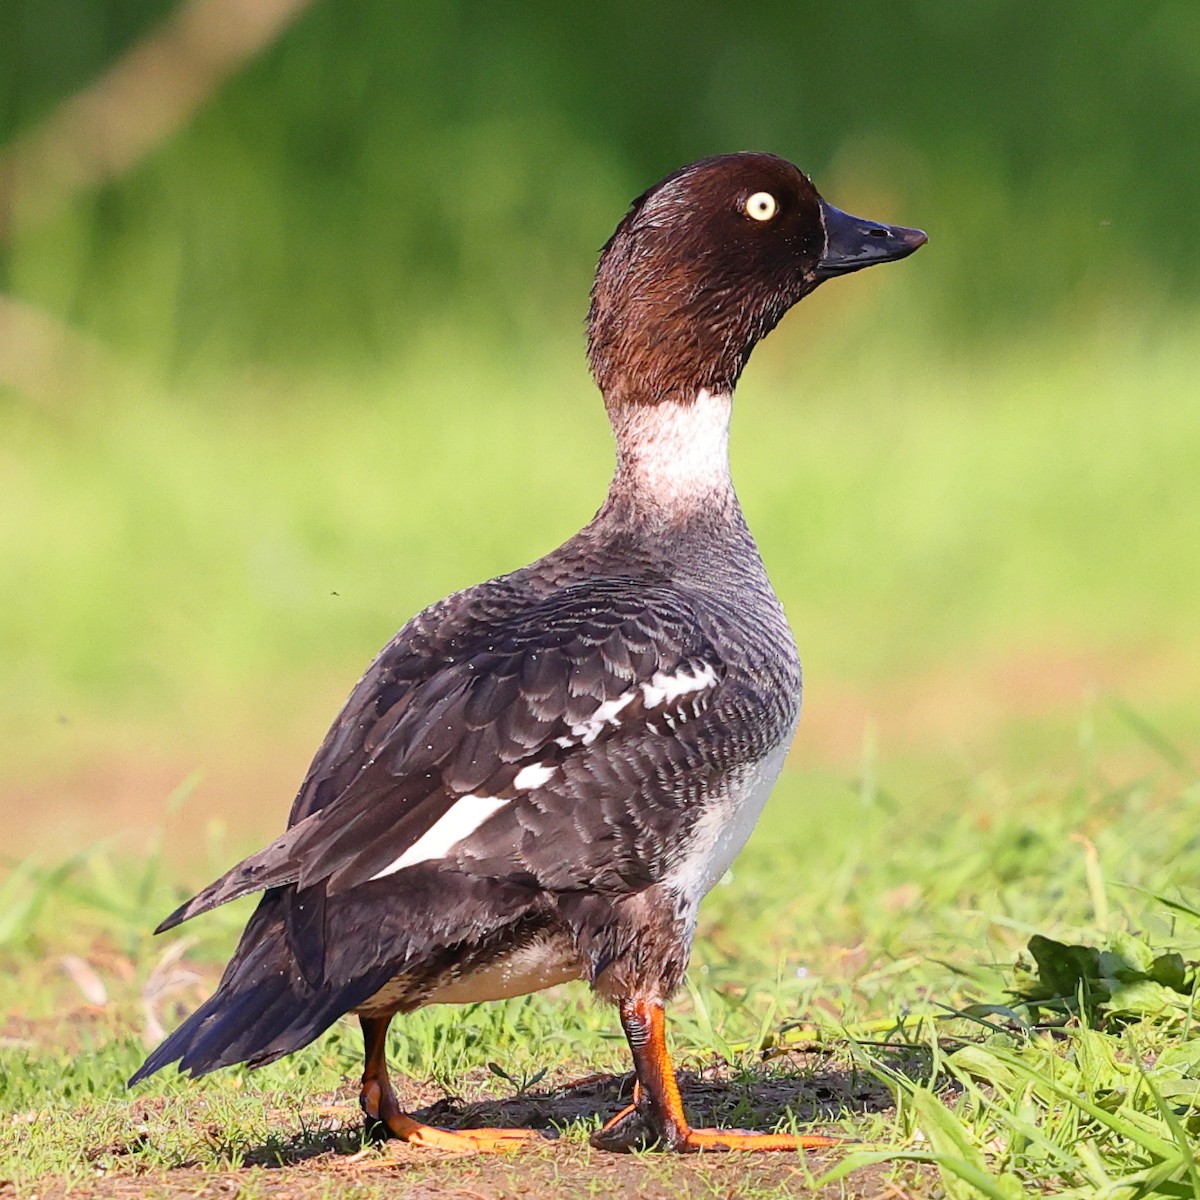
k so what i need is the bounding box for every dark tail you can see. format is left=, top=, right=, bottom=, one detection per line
left=130, top=890, right=377, bottom=1086
left=154, top=823, right=310, bottom=934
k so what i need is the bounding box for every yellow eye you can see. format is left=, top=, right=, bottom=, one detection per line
left=744, top=191, right=778, bottom=222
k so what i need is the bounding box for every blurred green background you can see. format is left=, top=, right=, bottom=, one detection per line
left=2, top=0, right=1198, bottom=859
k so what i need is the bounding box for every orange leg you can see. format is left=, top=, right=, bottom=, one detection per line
left=359, top=1016, right=541, bottom=1153
left=591, top=998, right=843, bottom=1153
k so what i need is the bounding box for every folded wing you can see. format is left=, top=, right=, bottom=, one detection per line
left=158, top=576, right=728, bottom=932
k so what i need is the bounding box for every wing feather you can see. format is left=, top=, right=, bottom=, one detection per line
left=162, top=577, right=730, bottom=930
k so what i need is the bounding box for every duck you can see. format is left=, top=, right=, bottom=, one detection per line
left=131, top=152, right=925, bottom=1153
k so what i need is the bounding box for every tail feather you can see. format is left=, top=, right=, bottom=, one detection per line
left=154, top=822, right=312, bottom=934
left=130, top=891, right=383, bottom=1086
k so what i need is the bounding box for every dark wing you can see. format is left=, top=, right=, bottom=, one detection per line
left=159, top=576, right=729, bottom=929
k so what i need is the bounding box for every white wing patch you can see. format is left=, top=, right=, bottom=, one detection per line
left=369, top=794, right=509, bottom=879
left=513, top=762, right=557, bottom=790
left=560, top=690, right=638, bottom=747
left=641, top=661, right=718, bottom=709
left=555, top=660, right=719, bottom=750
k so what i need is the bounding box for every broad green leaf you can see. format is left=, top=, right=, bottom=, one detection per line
left=1107, top=980, right=1179, bottom=1016
left=1149, top=952, right=1190, bottom=993
left=950, top=1045, right=1022, bottom=1090
left=1110, top=929, right=1156, bottom=976
left=1026, top=935, right=1104, bottom=1001
left=1154, top=1041, right=1200, bottom=1075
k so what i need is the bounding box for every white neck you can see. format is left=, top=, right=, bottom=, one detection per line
left=607, top=389, right=734, bottom=518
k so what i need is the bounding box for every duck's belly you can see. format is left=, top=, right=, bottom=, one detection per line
left=356, top=931, right=584, bottom=1015
left=663, top=739, right=791, bottom=907
left=425, top=935, right=584, bottom=1004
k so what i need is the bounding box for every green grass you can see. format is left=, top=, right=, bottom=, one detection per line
left=3, top=702, right=1200, bottom=1196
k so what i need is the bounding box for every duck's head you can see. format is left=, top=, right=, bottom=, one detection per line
left=587, top=152, right=926, bottom=408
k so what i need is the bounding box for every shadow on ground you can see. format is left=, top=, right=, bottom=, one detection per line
left=54, top=1050, right=939, bottom=1198
left=236, top=1047, right=924, bottom=1169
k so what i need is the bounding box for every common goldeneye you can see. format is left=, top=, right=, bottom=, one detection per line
left=132, top=152, right=925, bottom=1153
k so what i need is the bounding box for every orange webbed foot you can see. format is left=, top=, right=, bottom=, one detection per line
left=383, top=1116, right=543, bottom=1153
left=595, top=997, right=846, bottom=1154
left=359, top=1014, right=545, bottom=1154
left=677, top=1127, right=844, bottom=1153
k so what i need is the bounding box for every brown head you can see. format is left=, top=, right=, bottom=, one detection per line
left=586, top=153, right=926, bottom=409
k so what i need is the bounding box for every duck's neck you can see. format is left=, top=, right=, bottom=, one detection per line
left=602, top=389, right=738, bottom=528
